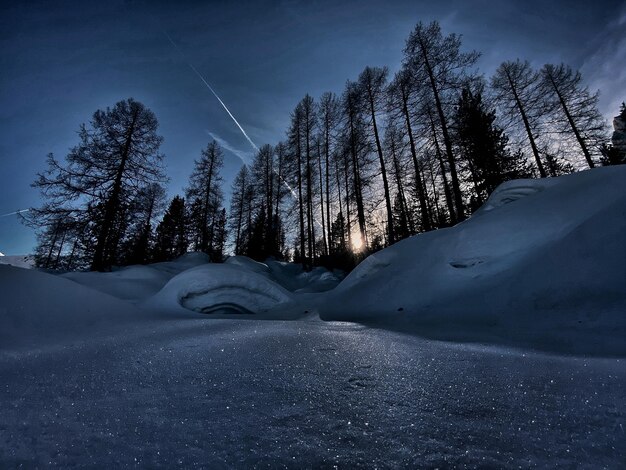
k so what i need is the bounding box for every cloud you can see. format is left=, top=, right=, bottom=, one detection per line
left=206, top=131, right=254, bottom=165
left=581, top=5, right=626, bottom=121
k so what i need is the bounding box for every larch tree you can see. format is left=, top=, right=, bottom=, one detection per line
left=358, top=66, right=395, bottom=244
left=30, top=98, right=165, bottom=271
left=539, top=63, right=607, bottom=168
left=317, top=92, right=341, bottom=253
left=387, top=69, right=432, bottom=230
left=403, top=21, right=479, bottom=222
left=491, top=60, right=547, bottom=177
left=185, top=140, right=225, bottom=259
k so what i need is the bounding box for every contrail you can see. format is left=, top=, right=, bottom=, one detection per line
left=161, top=31, right=258, bottom=152
left=0, top=209, right=29, bottom=218
left=159, top=26, right=319, bottom=228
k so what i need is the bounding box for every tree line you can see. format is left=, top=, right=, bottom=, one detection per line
left=26, top=21, right=625, bottom=272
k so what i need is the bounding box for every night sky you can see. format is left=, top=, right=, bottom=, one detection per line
left=1, top=0, right=624, bottom=255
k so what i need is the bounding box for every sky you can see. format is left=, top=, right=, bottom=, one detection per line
left=1, top=0, right=624, bottom=255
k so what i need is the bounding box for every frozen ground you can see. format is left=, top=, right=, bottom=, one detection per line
left=1, top=318, right=625, bottom=467
left=1, top=167, right=625, bottom=466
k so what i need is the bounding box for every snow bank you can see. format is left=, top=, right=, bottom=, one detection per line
left=148, top=263, right=295, bottom=315
left=319, top=166, right=626, bottom=356
left=0, top=254, right=34, bottom=269
left=0, top=265, right=150, bottom=351
left=224, top=255, right=344, bottom=293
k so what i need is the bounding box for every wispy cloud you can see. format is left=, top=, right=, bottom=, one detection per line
left=581, top=5, right=626, bottom=121
left=206, top=131, right=254, bottom=165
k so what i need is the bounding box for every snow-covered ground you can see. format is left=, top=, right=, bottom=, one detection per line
left=1, top=167, right=625, bottom=466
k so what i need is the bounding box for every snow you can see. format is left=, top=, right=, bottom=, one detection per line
left=147, top=263, right=296, bottom=315
left=61, top=252, right=210, bottom=303
left=319, top=166, right=626, bottom=356
left=0, top=254, right=34, bottom=269
left=0, top=167, right=625, bottom=466
left=0, top=265, right=151, bottom=351
left=1, top=319, right=624, bottom=467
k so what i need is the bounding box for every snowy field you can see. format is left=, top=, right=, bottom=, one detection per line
left=1, top=167, right=625, bottom=466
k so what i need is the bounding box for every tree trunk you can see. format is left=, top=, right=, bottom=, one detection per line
left=91, top=109, right=139, bottom=271
left=428, top=110, right=456, bottom=223
left=548, top=74, right=595, bottom=168
left=505, top=69, right=547, bottom=177
left=367, top=91, right=395, bottom=244
left=418, top=39, right=465, bottom=221
left=401, top=95, right=432, bottom=230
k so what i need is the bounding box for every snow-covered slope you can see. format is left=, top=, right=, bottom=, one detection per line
left=319, top=166, right=626, bottom=356
left=0, top=254, right=34, bottom=269
left=0, top=265, right=155, bottom=350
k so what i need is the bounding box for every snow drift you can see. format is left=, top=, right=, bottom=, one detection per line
left=319, top=166, right=626, bottom=355
left=145, top=256, right=341, bottom=315
left=147, top=263, right=295, bottom=315
left=0, top=264, right=152, bottom=350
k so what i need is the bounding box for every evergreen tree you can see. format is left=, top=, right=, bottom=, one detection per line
left=153, top=196, right=188, bottom=261
left=121, top=183, right=166, bottom=265
left=453, top=88, right=531, bottom=204
left=228, top=165, right=252, bottom=255
left=185, top=140, right=225, bottom=256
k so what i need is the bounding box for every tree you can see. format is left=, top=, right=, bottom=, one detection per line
left=228, top=165, right=252, bottom=255
left=404, top=21, right=479, bottom=221
left=342, top=81, right=369, bottom=249
left=153, top=196, right=188, bottom=262
left=317, top=92, right=341, bottom=254
left=121, top=183, right=166, bottom=265
left=30, top=98, right=166, bottom=271
left=186, top=140, right=225, bottom=257
left=287, top=101, right=310, bottom=269
left=539, top=63, right=607, bottom=168
left=453, top=88, right=532, bottom=205
left=491, top=60, right=547, bottom=177
left=358, top=66, right=395, bottom=244
left=601, top=103, right=626, bottom=166
left=387, top=70, right=433, bottom=230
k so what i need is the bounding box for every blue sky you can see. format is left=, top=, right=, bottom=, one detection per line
left=1, top=0, right=624, bottom=254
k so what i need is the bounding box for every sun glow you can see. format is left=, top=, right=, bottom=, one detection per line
left=351, top=233, right=363, bottom=252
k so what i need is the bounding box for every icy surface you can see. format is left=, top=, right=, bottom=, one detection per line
left=320, top=166, right=626, bottom=356
left=1, top=319, right=624, bottom=467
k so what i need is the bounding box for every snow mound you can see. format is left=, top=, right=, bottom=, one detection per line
left=148, top=264, right=294, bottom=315
left=320, top=167, right=626, bottom=356
left=62, top=252, right=210, bottom=302
left=0, top=265, right=148, bottom=351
